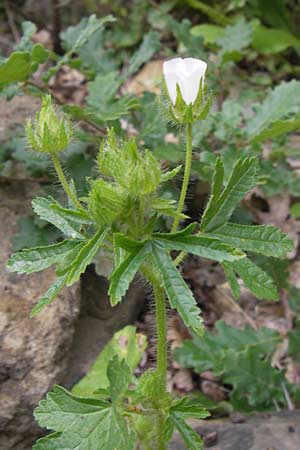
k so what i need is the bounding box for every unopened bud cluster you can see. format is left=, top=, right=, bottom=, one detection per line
left=25, top=95, right=72, bottom=154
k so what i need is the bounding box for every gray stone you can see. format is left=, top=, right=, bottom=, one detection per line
left=0, top=181, right=81, bottom=450
left=171, top=411, right=300, bottom=450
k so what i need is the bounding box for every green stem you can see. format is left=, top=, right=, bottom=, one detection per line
left=51, top=153, right=83, bottom=210
left=171, top=122, right=193, bottom=233
left=141, top=266, right=167, bottom=450
left=153, top=282, right=167, bottom=392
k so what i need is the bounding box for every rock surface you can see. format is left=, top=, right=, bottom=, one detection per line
left=171, top=411, right=300, bottom=450
left=0, top=181, right=81, bottom=450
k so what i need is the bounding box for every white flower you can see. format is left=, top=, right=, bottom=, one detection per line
left=163, top=57, right=207, bottom=106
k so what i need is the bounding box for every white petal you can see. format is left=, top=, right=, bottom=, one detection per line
left=163, top=57, right=207, bottom=105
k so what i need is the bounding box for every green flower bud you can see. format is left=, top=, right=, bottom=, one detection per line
left=88, top=179, right=125, bottom=225
left=97, top=131, right=162, bottom=196
left=25, top=95, right=72, bottom=154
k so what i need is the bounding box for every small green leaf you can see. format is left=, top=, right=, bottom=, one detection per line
left=230, top=257, right=279, bottom=300
left=0, top=51, right=32, bottom=87
left=170, top=412, right=204, bottom=450
left=109, top=242, right=150, bottom=306
left=208, top=223, right=292, bottom=257
left=7, top=239, right=81, bottom=274
left=66, top=227, right=109, bottom=286
left=31, top=43, right=50, bottom=63
left=107, top=356, right=132, bottom=403
left=32, top=197, right=85, bottom=239
left=152, top=244, right=203, bottom=335
left=171, top=398, right=210, bottom=419
left=201, top=157, right=258, bottom=232
left=30, top=274, right=68, bottom=317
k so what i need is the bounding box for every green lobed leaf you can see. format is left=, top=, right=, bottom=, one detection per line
left=66, top=227, right=109, bottom=286
left=109, top=241, right=150, bottom=306
left=33, top=384, right=135, bottom=450
left=246, top=80, right=300, bottom=141
left=207, top=223, right=292, bottom=257
left=230, top=257, right=279, bottom=300
left=171, top=398, right=210, bottom=420
left=7, top=239, right=81, bottom=274
left=217, top=18, right=255, bottom=63
left=152, top=243, right=203, bottom=335
left=200, top=157, right=258, bottom=232
left=72, top=325, right=147, bottom=398
left=126, top=31, right=161, bottom=77
left=223, top=348, right=285, bottom=409
left=30, top=274, right=68, bottom=317
left=32, top=197, right=85, bottom=239
left=175, top=320, right=281, bottom=376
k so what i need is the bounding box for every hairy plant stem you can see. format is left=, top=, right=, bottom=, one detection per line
left=141, top=266, right=167, bottom=450
left=171, top=122, right=193, bottom=233
left=51, top=153, right=83, bottom=210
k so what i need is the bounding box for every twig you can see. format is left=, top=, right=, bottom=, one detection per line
left=4, top=0, right=20, bottom=42
left=281, top=382, right=294, bottom=411
left=215, top=285, right=258, bottom=330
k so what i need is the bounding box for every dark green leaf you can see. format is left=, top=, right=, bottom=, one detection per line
left=208, top=223, right=292, bottom=257
left=109, top=242, right=150, bottom=306
left=201, top=157, right=258, bottom=232
left=170, top=412, right=203, bottom=450
left=222, top=261, right=241, bottom=299
left=230, top=257, right=279, bottom=300
left=223, top=348, right=285, bottom=408
left=30, top=274, right=68, bottom=317
left=7, top=239, right=81, bottom=274
left=66, top=227, right=109, bottom=286
left=32, top=197, right=85, bottom=239
left=152, top=244, right=203, bottom=335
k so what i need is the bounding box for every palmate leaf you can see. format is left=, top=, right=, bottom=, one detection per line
left=200, top=157, right=258, bottom=232
left=223, top=348, right=285, bottom=409
left=208, top=223, right=292, bottom=257
left=66, top=227, right=109, bottom=286
left=230, top=257, right=278, bottom=300
left=126, top=31, right=161, bottom=77
left=7, top=239, right=81, bottom=274
left=153, top=226, right=244, bottom=263
left=175, top=320, right=281, bottom=376
left=32, top=197, right=85, bottom=239
left=246, top=80, right=300, bottom=141
left=152, top=243, right=203, bottom=335
left=33, top=363, right=136, bottom=450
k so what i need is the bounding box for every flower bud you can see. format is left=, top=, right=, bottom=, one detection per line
left=162, top=57, right=211, bottom=124
left=25, top=95, right=72, bottom=154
